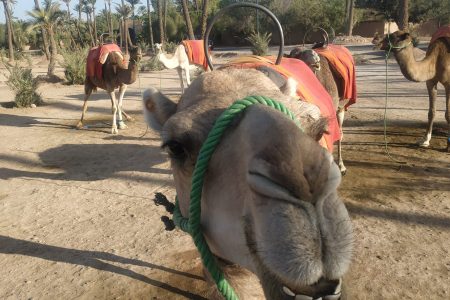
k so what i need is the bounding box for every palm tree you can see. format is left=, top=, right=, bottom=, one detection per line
left=398, top=0, right=409, bottom=31
left=146, top=0, right=154, bottom=50
left=62, top=0, right=71, bottom=19
left=200, top=0, right=209, bottom=39
left=81, top=0, right=95, bottom=46
left=180, top=0, right=194, bottom=40
left=27, top=1, right=64, bottom=76
left=105, top=0, right=113, bottom=38
left=87, top=0, right=97, bottom=43
left=1, top=0, right=14, bottom=62
left=33, top=0, right=51, bottom=60
left=125, top=0, right=140, bottom=31
left=345, top=0, right=354, bottom=36
left=115, top=2, right=132, bottom=53
left=157, top=0, right=164, bottom=44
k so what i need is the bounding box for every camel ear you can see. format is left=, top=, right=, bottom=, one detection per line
left=142, top=88, right=178, bottom=131
left=280, top=77, right=298, bottom=98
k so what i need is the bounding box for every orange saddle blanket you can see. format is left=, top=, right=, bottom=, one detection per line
left=224, top=55, right=340, bottom=152
left=314, top=44, right=357, bottom=109
left=181, top=40, right=209, bottom=70
left=430, top=24, right=450, bottom=45
left=86, top=44, right=123, bottom=82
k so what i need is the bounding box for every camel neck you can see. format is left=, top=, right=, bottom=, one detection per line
left=394, top=45, right=437, bottom=82
left=118, top=60, right=138, bottom=85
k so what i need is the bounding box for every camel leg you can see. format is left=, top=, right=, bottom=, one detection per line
left=116, top=84, right=128, bottom=129
left=76, top=87, right=93, bottom=129
left=177, top=67, right=185, bottom=93
left=184, top=64, right=191, bottom=86
left=118, top=84, right=133, bottom=122
left=445, top=85, right=450, bottom=152
left=337, top=105, right=346, bottom=175
left=108, top=90, right=119, bottom=134
left=418, top=80, right=438, bottom=147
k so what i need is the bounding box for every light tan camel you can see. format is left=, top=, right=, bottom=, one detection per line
left=76, top=46, right=142, bottom=134
left=143, top=68, right=353, bottom=299
left=375, top=31, right=450, bottom=151
left=155, top=43, right=210, bottom=93
left=288, top=47, right=348, bottom=174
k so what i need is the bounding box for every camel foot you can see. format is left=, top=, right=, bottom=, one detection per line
left=124, top=115, right=134, bottom=122
left=76, top=121, right=84, bottom=130
left=111, top=126, right=118, bottom=134
left=417, top=137, right=430, bottom=148
left=117, top=121, right=127, bottom=129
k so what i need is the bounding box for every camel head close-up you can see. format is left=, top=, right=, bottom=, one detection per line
left=142, top=68, right=353, bottom=299
left=374, top=30, right=413, bottom=52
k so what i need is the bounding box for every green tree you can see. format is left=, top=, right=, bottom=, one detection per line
left=180, top=0, right=195, bottom=39
left=34, top=0, right=51, bottom=59
left=146, top=0, right=155, bottom=49
left=126, top=0, right=141, bottom=30
left=1, top=0, right=15, bottom=62
left=27, top=1, right=64, bottom=76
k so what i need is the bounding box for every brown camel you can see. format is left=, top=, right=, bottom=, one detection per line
left=143, top=68, right=353, bottom=299
left=288, top=47, right=348, bottom=174
left=76, top=46, right=142, bottom=134
left=375, top=31, right=450, bottom=151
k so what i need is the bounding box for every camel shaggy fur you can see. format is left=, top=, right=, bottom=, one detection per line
left=143, top=68, right=353, bottom=299
left=288, top=47, right=348, bottom=174
left=77, top=46, right=142, bottom=134
left=375, top=31, right=450, bottom=151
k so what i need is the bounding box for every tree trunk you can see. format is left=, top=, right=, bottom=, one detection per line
left=66, top=3, right=71, bottom=19
left=47, top=27, right=58, bottom=77
left=2, top=0, right=14, bottom=62
left=33, top=0, right=51, bottom=60
left=146, top=0, right=155, bottom=50
left=180, top=0, right=195, bottom=40
left=5, top=1, right=16, bottom=48
left=345, top=0, right=354, bottom=36
left=78, top=1, right=82, bottom=23
left=124, top=18, right=129, bottom=55
left=92, top=7, right=98, bottom=44
left=200, top=0, right=209, bottom=39
left=398, top=0, right=409, bottom=31
left=86, top=12, right=95, bottom=46
left=107, top=1, right=113, bottom=39
left=157, top=0, right=165, bottom=44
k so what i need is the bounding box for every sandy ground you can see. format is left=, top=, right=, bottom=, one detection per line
left=0, top=45, right=449, bottom=300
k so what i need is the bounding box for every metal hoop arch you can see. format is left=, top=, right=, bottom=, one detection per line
left=204, top=2, right=285, bottom=70
left=302, top=27, right=329, bottom=48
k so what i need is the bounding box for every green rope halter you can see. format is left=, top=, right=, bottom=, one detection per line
left=172, top=95, right=303, bottom=300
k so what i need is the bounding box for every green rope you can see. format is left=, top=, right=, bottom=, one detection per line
left=172, top=95, right=303, bottom=300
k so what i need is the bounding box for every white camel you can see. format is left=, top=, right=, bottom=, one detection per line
left=155, top=43, right=210, bottom=93
left=143, top=68, right=353, bottom=299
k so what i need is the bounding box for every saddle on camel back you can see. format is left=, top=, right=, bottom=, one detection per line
left=86, top=44, right=127, bottom=89
left=430, top=24, right=450, bottom=45
left=221, top=55, right=341, bottom=152
left=313, top=43, right=357, bottom=109
left=181, top=40, right=210, bottom=71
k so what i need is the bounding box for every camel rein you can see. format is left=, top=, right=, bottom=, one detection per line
left=383, top=38, right=408, bottom=167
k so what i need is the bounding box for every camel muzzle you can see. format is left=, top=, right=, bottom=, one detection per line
left=282, top=278, right=342, bottom=300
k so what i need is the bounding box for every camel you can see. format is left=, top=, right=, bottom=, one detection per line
left=375, top=30, right=450, bottom=151
left=155, top=42, right=210, bottom=93
left=76, top=46, right=142, bottom=134
left=288, top=47, right=350, bottom=174
left=143, top=68, right=353, bottom=299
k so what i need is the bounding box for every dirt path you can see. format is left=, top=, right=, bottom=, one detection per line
left=0, top=46, right=449, bottom=299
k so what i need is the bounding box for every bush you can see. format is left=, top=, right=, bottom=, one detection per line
left=5, top=63, right=42, bottom=108
left=164, top=41, right=178, bottom=53
left=140, top=55, right=165, bottom=72
left=246, top=31, right=272, bottom=56
left=60, top=47, right=88, bottom=85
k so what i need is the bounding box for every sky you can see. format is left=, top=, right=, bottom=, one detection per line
left=4, top=0, right=117, bottom=22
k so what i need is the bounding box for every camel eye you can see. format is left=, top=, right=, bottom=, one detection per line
left=163, top=140, right=186, bottom=160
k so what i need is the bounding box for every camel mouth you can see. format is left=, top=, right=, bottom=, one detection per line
left=282, top=277, right=342, bottom=299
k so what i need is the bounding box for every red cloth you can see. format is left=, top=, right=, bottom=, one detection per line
left=225, top=55, right=340, bottom=152
left=314, top=44, right=357, bottom=109
left=86, top=44, right=123, bottom=80
left=181, top=40, right=209, bottom=70
left=430, top=24, right=450, bottom=45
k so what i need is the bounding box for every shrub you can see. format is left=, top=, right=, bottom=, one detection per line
left=246, top=31, right=272, bottom=56
left=140, top=55, right=165, bottom=72
left=5, top=63, right=42, bottom=108
left=164, top=41, right=178, bottom=53
left=60, top=47, right=88, bottom=85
